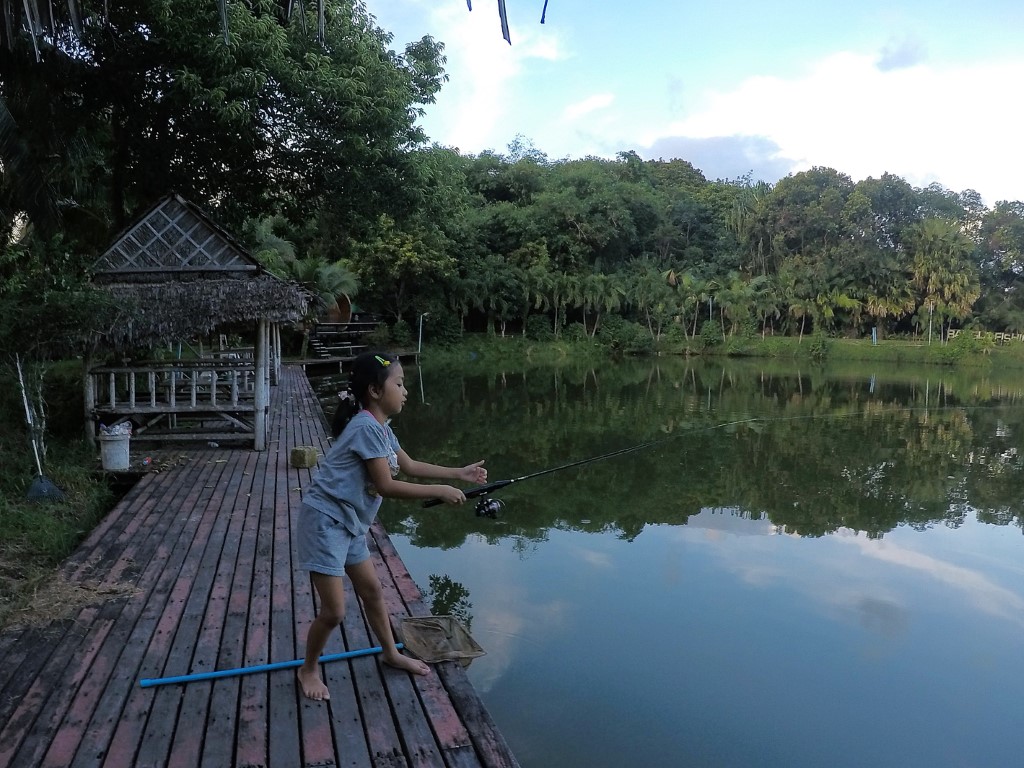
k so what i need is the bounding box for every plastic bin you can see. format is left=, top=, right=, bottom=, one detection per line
left=98, top=433, right=131, bottom=471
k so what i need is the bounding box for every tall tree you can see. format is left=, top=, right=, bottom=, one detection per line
left=1, top=0, right=447, bottom=253
left=909, top=218, right=981, bottom=342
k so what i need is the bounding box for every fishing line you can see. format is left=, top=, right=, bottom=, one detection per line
left=423, top=417, right=757, bottom=515
left=423, top=402, right=1011, bottom=517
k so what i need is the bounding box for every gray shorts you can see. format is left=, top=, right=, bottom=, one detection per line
left=295, top=502, right=370, bottom=576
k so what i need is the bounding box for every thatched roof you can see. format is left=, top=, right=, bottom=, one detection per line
left=90, top=194, right=307, bottom=350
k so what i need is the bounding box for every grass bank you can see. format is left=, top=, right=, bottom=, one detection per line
left=0, top=361, right=118, bottom=629
left=418, top=329, right=1024, bottom=370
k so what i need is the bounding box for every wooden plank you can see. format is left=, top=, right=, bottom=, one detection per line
left=163, top=450, right=253, bottom=768
left=60, top=472, right=163, bottom=582
left=0, top=627, right=26, bottom=697
left=368, top=528, right=476, bottom=759
left=93, top=452, right=232, bottom=767
left=61, top=452, right=227, bottom=767
left=32, top=461, right=204, bottom=767
left=0, top=626, right=53, bottom=726
left=0, top=606, right=115, bottom=768
left=101, top=451, right=237, bottom=766
left=233, top=442, right=280, bottom=767
left=279, top=373, right=343, bottom=768
left=128, top=449, right=250, bottom=766
left=195, top=450, right=262, bottom=768
left=94, top=405, right=256, bottom=415
left=267, top=395, right=304, bottom=767
left=365, top=546, right=447, bottom=767
left=341, top=588, right=409, bottom=768
left=168, top=449, right=259, bottom=768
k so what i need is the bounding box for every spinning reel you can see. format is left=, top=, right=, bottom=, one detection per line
left=474, top=495, right=505, bottom=519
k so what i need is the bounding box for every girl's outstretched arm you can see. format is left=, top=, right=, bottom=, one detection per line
left=397, top=450, right=487, bottom=485
left=366, top=457, right=470, bottom=504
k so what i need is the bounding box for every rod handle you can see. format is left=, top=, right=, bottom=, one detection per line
left=422, top=479, right=512, bottom=507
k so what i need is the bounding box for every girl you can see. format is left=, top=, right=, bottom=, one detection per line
left=296, top=351, right=486, bottom=701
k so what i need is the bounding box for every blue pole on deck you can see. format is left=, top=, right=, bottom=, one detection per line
left=139, top=643, right=403, bottom=688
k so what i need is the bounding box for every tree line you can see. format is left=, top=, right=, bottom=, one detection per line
left=3, top=0, right=1024, bottom=353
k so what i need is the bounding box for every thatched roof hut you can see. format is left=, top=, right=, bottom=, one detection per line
left=90, top=194, right=307, bottom=350
left=85, top=194, right=308, bottom=450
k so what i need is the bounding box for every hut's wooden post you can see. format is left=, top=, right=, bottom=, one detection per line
left=84, top=351, right=96, bottom=447
left=275, top=323, right=282, bottom=382
left=270, top=322, right=281, bottom=386
left=254, top=318, right=269, bottom=450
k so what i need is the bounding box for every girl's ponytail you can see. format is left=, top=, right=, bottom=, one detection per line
left=331, top=390, right=360, bottom=438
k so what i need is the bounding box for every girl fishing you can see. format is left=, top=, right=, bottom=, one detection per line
left=296, top=351, right=486, bottom=700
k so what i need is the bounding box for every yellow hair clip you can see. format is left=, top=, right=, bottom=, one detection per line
left=374, top=355, right=391, bottom=367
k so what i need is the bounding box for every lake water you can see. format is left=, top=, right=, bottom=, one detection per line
left=315, top=356, right=1024, bottom=768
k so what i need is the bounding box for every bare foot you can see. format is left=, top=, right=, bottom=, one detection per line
left=297, top=666, right=331, bottom=700
left=383, top=652, right=430, bottom=676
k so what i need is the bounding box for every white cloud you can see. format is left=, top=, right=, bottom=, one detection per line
left=415, top=3, right=564, bottom=154
left=654, top=51, right=1024, bottom=204
left=562, top=93, right=615, bottom=122
left=846, top=532, right=1024, bottom=626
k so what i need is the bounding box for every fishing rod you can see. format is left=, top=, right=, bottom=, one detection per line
left=423, top=417, right=758, bottom=517
left=423, top=440, right=661, bottom=515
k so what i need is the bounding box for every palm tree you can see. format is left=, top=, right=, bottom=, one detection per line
left=580, top=272, right=624, bottom=337
left=288, top=258, right=359, bottom=358
left=663, top=268, right=699, bottom=340
left=533, top=270, right=575, bottom=338
left=754, top=277, right=782, bottom=338
left=244, top=215, right=296, bottom=274
left=909, top=218, right=980, bottom=343
left=618, top=258, right=670, bottom=339
left=787, top=297, right=816, bottom=342
left=717, top=272, right=769, bottom=336
left=864, top=284, right=915, bottom=339
left=814, top=287, right=861, bottom=335
left=691, top=277, right=720, bottom=337
left=727, top=181, right=775, bottom=275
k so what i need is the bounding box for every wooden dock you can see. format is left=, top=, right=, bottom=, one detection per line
left=0, top=366, right=518, bottom=768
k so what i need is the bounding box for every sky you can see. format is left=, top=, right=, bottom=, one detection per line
left=361, top=0, right=1024, bottom=207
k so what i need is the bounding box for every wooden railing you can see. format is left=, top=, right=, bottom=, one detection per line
left=310, top=321, right=380, bottom=358
left=88, top=360, right=256, bottom=414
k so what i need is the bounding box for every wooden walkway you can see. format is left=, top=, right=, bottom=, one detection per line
left=0, top=366, right=518, bottom=768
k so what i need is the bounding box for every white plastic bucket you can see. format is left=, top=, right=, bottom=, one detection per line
left=98, top=434, right=131, bottom=471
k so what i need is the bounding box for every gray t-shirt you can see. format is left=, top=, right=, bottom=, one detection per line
left=303, top=410, right=401, bottom=536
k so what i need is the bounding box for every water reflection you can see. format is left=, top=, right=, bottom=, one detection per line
left=313, top=357, right=1024, bottom=768
left=317, top=357, right=1024, bottom=544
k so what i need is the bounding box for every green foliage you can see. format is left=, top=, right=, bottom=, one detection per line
left=424, top=312, right=463, bottom=348
left=933, top=329, right=987, bottom=364
left=5, top=2, right=1024, bottom=351
left=661, top=321, right=686, bottom=346
left=699, top=319, right=723, bottom=350
left=806, top=333, right=831, bottom=362
left=564, top=322, right=589, bottom=343
left=722, top=335, right=755, bottom=356
left=596, top=315, right=653, bottom=355
left=390, top=318, right=413, bottom=347
left=525, top=314, right=554, bottom=341
left=364, top=324, right=392, bottom=348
